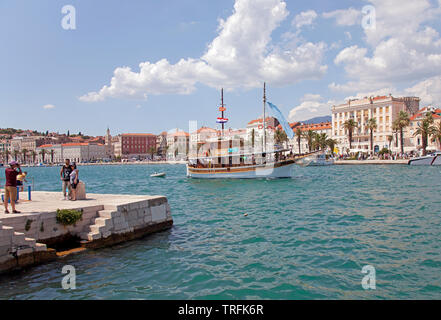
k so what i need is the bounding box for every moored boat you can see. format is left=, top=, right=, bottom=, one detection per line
left=186, top=84, right=297, bottom=179
left=296, top=153, right=335, bottom=167
left=408, top=151, right=441, bottom=166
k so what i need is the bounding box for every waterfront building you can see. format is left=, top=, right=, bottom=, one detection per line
left=407, top=106, right=441, bottom=154
left=37, top=142, right=106, bottom=163
left=289, top=122, right=332, bottom=154
left=166, top=130, right=189, bottom=161
left=120, top=133, right=157, bottom=160
left=156, top=131, right=168, bottom=159
left=331, top=95, right=420, bottom=153
left=246, top=117, right=279, bottom=151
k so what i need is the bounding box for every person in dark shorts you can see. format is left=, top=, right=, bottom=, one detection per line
left=60, top=159, right=73, bottom=200
left=69, top=163, right=79, bottom=201
left=4, top=161, right=22, bottom=213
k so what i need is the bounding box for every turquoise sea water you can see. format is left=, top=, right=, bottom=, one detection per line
left=0, top=164, right=440, bottom=299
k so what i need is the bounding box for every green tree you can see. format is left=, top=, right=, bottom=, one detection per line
left=3, top=149, right=10, bottom=163
left=13, top=149, right=20, bottom=161
left=431, top=121, right=441, bottom=150
left=326, top=138, right=338, bottom=155
left=304, top=130, right=317, bottom=152
left=413, top=112, right=435, bottom=156
left=21, top=149, right=28, bottom=164
left=31, top=150, right=37, bottom=163
left=274, top=128, right=288, bottom=148
left=39, top=149, right=46, bottom=163
left=50, top=149, right=55, bottom=163
left=387, top=135, right=393, bottom=150
left=366, top=118, right=378, bottom=155
left=396, top=111, right=410, bottom=154
left=343, top=119, right=358, bottom=150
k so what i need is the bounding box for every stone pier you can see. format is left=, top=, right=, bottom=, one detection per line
left=0, top=191, right=173, bottom=274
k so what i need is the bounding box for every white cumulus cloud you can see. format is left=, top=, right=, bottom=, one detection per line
left=80, top=0, right=327, bottom=102
left=42, top=104, right=56, bottom=110
left=288, top=94, right=336, bottom=121
left=329, top=0, right=441, bottom=106
left=322, top=8, right=361, bottom=26
left=292, top=10, right=317, bottom=29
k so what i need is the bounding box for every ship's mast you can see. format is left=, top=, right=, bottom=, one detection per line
left=263, top=82, right=267, bottom=153
left=221, top=88, right=224, bottom=138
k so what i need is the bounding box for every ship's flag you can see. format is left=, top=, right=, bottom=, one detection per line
left=216, top=117, right=228, bottom=124
left=266, top=101, right=294, bottom=140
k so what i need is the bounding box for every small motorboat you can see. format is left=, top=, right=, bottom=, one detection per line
left=408, top=151, right=441, bottom=166
left=150, top=172, right=166, bottom=177
left=296, top=153, right=335, bottom=167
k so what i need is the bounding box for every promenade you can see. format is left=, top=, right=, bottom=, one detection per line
left=335, top=159, right=408, bottom=165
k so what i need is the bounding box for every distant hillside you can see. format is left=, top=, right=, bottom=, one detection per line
left=300, top=115, right=331, bottom=124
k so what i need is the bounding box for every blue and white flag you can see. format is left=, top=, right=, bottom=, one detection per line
left=266, top=101, right=294, bottom=139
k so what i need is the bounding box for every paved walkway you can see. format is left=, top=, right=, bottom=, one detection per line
left=0, top=191, right=161, bottom=219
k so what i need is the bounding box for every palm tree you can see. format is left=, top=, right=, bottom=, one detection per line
left=148, top=146, right=157, bottom=160
left=31, top=150, right=37, bottom=164
left=304, top=130, right=316, bottom=152
left=295, top=128, right=302, bottom=154
left=274, top=128, right=288, bottom=147
left=396, top=111, right=410, bottom=154
left=50, top=149, right=55, bottom=163
left=387, top=135, right=393, bottom=150
left=13, top=150, right=20, bottom=161
left=327, top=138, right=338, bottom=155
left=413, top=112, right=435, bottom=156
left=343, top=119, right=358, bottom=150
left=431, top=121, right=441, bottom=150
left=366, top=118, right=377, bottom=155
left=3, top=149, right=10, bottom=163
left=39, top=149, right=47, bottom=163
left=317, top=133, right=328, bottom=151
left=21, top=149, right=28, bottom=164
left=392, top=120, right=400, bottom=150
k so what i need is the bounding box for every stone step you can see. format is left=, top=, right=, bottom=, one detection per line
left=98, top=210, right=118, bottom=219
left=89, top=224, right=105, bottom=234
left=95, top=217, right=113, bottom=228
left=24, top=237, right=36, bottom=247
left=35, top=243, right=47, bottom=252
left=87, top=232, right=101, bottom=241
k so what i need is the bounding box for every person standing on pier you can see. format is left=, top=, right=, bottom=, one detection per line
left=3, top=161, right=22, bottom=214
left=60, top=159, right=73, bottom=200
left=69, top=163, right=79, bottom=201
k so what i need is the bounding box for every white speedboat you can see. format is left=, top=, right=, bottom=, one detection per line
left=296, top=153, right=334, bottom=167
left=150, top=172, right=166, bottom=177
left=408, top=152, right=441, bottom=166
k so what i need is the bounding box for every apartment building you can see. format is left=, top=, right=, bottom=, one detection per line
left=331, top=95, right=420, bottom=153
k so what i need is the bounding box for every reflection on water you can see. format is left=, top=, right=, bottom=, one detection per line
left=0, top=164, right=440, bottom=299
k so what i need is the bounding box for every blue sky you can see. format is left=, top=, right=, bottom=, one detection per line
left=1, top=0, right=441, bottom=136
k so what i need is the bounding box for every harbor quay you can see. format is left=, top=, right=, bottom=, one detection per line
left=334, top=159, right=408, bottom=165
left=0, top=191, right=173, bottom=274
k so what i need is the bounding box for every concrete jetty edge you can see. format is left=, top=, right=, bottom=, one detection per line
left=0, top=191, right=173, bottom=275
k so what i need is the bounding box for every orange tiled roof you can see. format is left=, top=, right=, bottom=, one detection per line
left=247, top=117, right=274, bottom=125
left=297, top=122, right=332, bottom=132
left=121, top=133, right=156, bottom=136
left=39, top=144, right=53, bottom=148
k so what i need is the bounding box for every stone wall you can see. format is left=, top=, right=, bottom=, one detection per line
left=0, top=194, right=173, bottom=274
